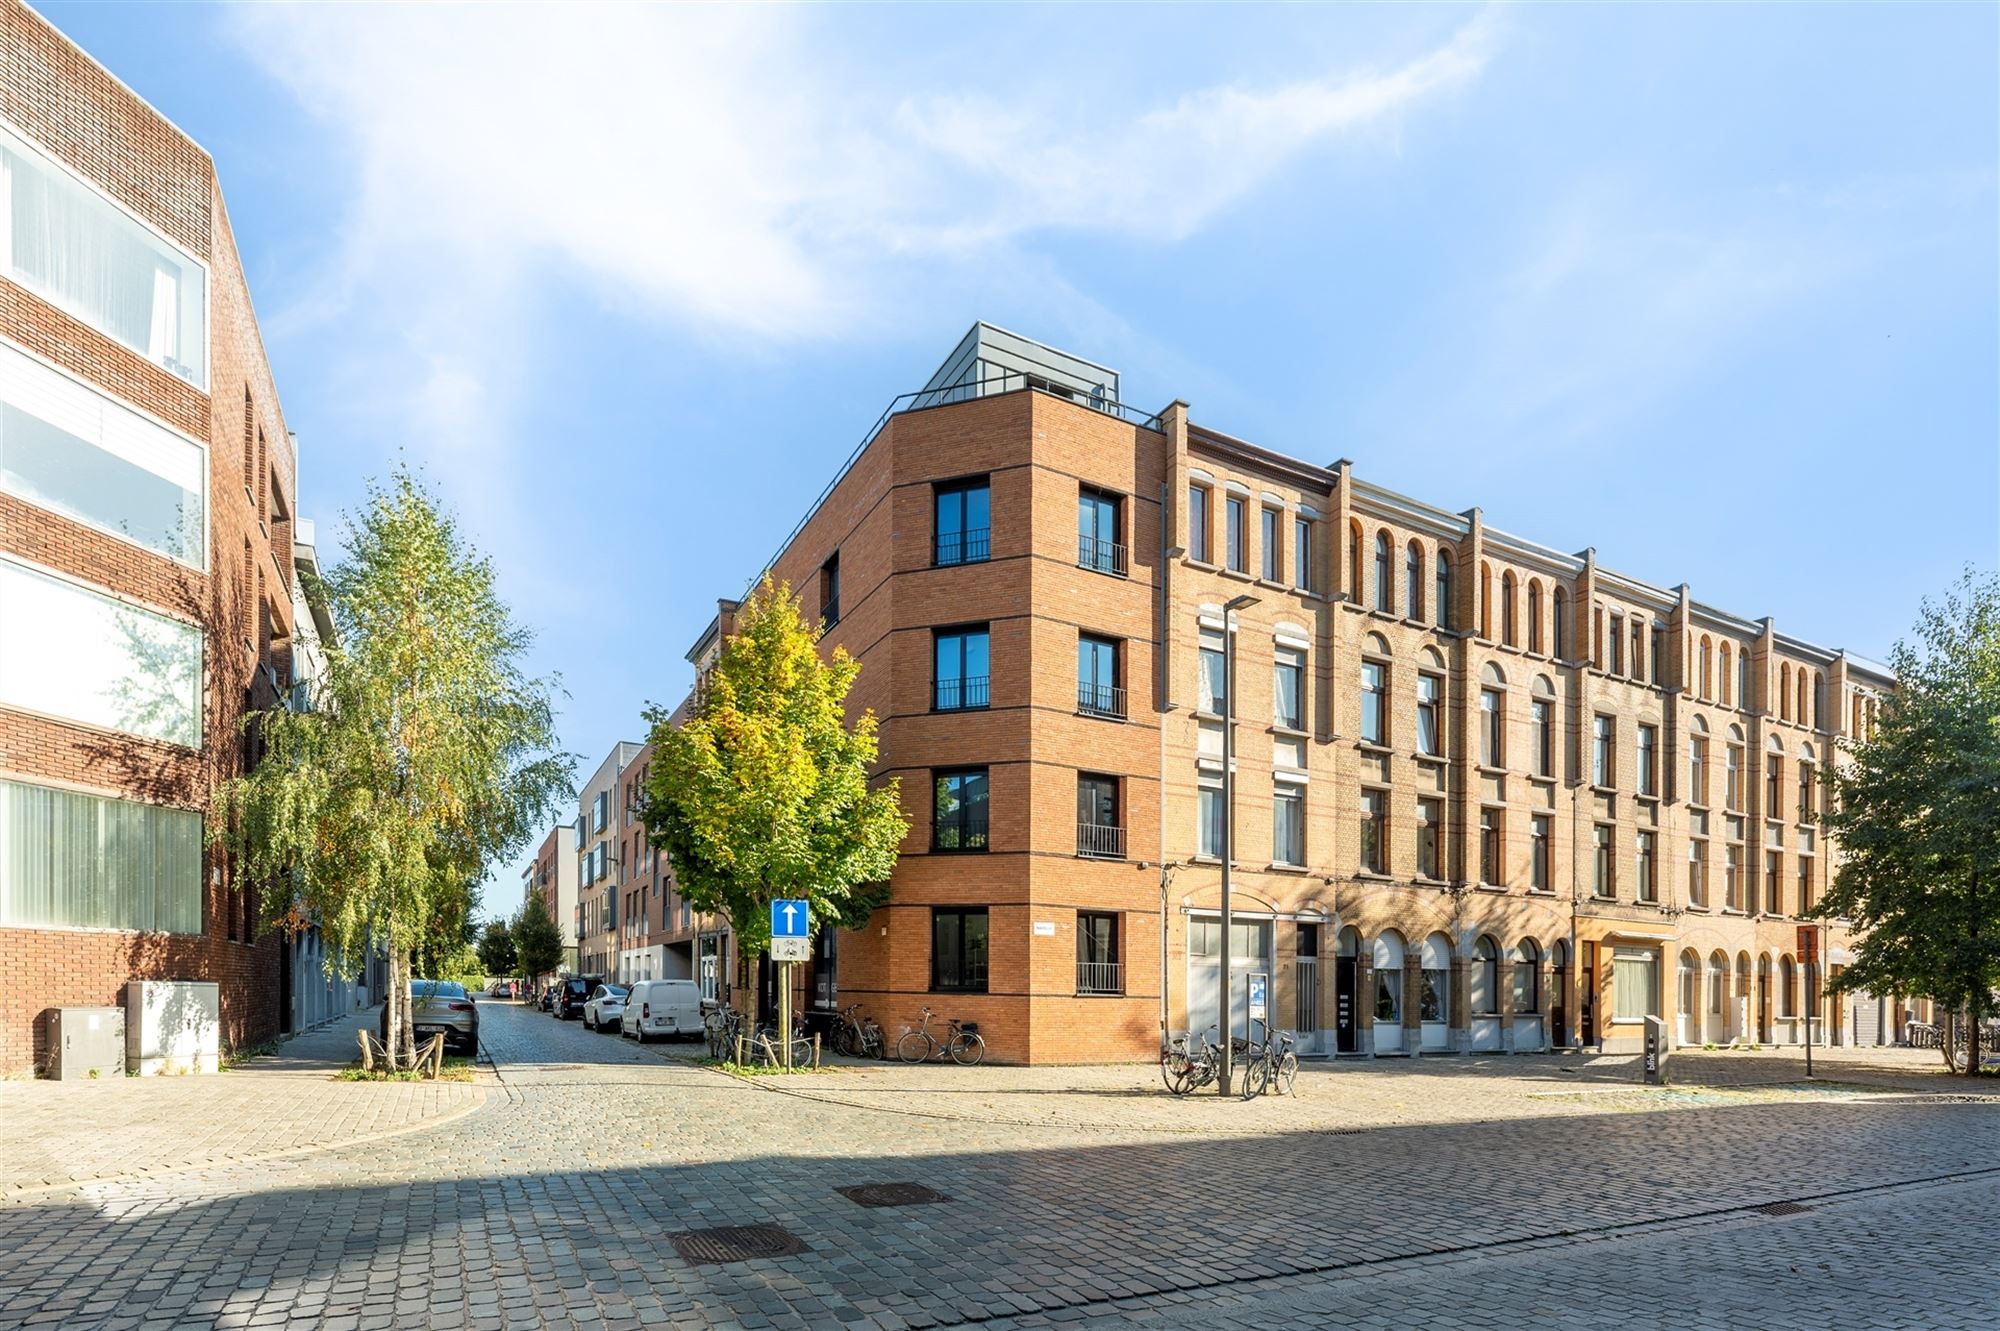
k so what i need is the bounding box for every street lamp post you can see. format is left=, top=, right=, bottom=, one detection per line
left=1218, top=592, right=1259, bottom=1095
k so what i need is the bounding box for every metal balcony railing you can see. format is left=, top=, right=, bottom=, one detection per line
left=934, top=527, right=991, bottom=567
left=1077, top=534, right=1128, bottom=577
left=821, top=597, right=841, bottom=629
left=1077, top=682, right=1126, bottom=719
left=1076, top=960, right=1124, bottom=995
left=1077, top=822, right=1126, bottom=859
left=934, top=675, right=990, bottom=711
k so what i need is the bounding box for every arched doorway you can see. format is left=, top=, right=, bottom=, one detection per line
left=1677, top=950, right=1700, bottom=1046
left=1419, top=932, right=1452, bottom=1052
left=1372, top=931, right=1406, bottom=1055
left=1550, top=939, right=1570, bottom=1048
left=1334, top=926, right=1361, bottom=1054
left=1757, top=955, right=1772, bottom=1043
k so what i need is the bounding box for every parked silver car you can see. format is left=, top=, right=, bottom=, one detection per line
left=582, top=984, right=628, bottom=1033
left=379, top=979, right=478, bottom=1054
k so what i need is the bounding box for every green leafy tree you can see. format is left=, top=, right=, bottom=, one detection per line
left=514, top=891, right=565, bottom=983
left=641, top=577, right=907, bottom=984
left=219, top=469, right=574, bottom=1069
left=1815, top=569, right=2000, bottom=1075
left=476, top=918, right=518, bottom=978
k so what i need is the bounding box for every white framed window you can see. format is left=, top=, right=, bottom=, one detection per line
left=0, top=124, right=208, bottom=387
left=0, top=557, right=201, bottom=746
left=1612, top=947, right=1659, bottom=1020
left=1272, top=782, right=1304, bottom=866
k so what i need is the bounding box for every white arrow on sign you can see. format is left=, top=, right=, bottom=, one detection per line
left=782, top=902, right=799, bottom=931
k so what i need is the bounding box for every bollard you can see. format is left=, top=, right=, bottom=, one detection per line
left=1642, top=1014, right=1668, bottom=1085
left=812, top=1033, right=822, bottom=1070
left=734, top=1034, right=745, bottom=1067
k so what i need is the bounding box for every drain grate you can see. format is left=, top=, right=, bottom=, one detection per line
left=669, top=1224, right=810, bottom=1264
left=836, top=1182, right=952, bottom=1208
left=1753, top=1201, right=1813, bottom=1216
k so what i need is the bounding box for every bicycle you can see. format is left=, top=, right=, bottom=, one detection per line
left=895, top=1006, right=986, bottom=1065
left=832, top=1003, right=885, bottom=1059
left=750, top=1018, right=812, bottom=1069
left=1161, top=1027, right=1225, bottom=1097
left=1239, top=1025, right=1299, bottom=1099
left=704, top=1005, right=743, bottom=1061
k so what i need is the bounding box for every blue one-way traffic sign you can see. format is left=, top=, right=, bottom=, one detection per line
left=771, top=899, right=810, bottom=939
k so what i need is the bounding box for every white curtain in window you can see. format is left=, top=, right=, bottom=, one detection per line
left=1613, top=948, right=1659, bottom=1020
left=0, top=779, right=200, bottom=933
left=1197, top=629, right=1225, bottom=713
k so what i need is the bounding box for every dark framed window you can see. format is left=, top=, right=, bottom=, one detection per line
left=1261, top=507, right=1280, bottom=581
left=1592, top=715, right=1615, bottom=788
left=1638, top=830, right=1658, bottom=902
left=1273, top=647, right=1304, bottom=730
left=1078, top=488, right=1125, bottom=575
left=930, top=907, right=989, bottom=992
left=1416, top=673, right=1442, bottom=756
left=1417, top=797, right=1442, bottom=880
left=1272, top=784, right=1304, bottom=866
left=1293, top=517, right=1312, bottom=590
left=1226, top=496, right=1246, bottom=572
left=1531, top=814, right=1552, bottom=890
left=1479, top=808, right=1501, bottom=885
left=1637, top=724, right=1658, bottom=797
left=1078, top=634, right=1123, bottom=718
left=1077, top=911, right=1121, bottom=994
left=933, top=626, right=990, bottom=711
left=820, top=553, right=841, bottom=628
left=1532, top=697, right=1554, bottom=778
left=1077, top=773, right=1122, bottom=859
left=1593, top=823, right=1614, bottom=898
left=934, top=478, right=991, bottom=566
left=1435, top=551, right=1453, bottom=631
left=1188, top=484, right=1210, bottom=563
left=932, top=768, right=989, bottom=851
left=1361, top=789, right=1387, bottom=874
left=1361, top=660, right=1388, bottom=745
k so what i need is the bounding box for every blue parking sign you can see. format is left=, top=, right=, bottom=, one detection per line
left=770, top=899, right=809, bottom=939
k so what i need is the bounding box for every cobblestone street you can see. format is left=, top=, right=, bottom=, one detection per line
left=2, top=1001, right=1994, bottom=1330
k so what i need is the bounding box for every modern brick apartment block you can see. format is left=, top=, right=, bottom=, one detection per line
left=698, top=323, right=1897, bottom=1064
left=524, top=822, right=579, bottom=976
left=0, top=0, right=304, bottom=1072
left=611, top=720, right=705, bottom=988
left=573, top=740, right=640, bottom=979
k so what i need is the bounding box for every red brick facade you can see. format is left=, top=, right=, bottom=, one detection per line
left=0, top=1, right=296, bottom=1073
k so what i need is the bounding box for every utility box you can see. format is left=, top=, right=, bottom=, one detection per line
left=49, top=1007, right=125, bottom=1080
left=124, top=980, right=220, bottom=1075
left=1642, top=1014, right=1668, bottom=1085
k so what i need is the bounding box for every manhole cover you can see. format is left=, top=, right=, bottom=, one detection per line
left=669, top=1224, right=810, bottom=1264
left=1753, top=1201, right=1813, bottom=1216
left=836, top=1182, right=951, bottom=1208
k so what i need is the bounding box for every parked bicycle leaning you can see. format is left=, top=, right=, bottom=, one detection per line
left=896, top=1006, right=985, bottom=1065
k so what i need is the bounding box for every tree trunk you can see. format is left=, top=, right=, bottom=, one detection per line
left=1940, top=1011, right=1959, bottom=1074
left=384, top=946, right=402, bottom=1072
left=394, top=947, right=417, bottom=1069
left=1967, top=1002, right=1982, bottom=1079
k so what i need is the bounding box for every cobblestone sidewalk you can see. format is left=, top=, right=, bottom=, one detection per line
left=0, top=1007, right=483, bottom=1198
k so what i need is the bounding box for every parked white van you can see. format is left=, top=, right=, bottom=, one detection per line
left=621, top=979, right=703, bottom=1042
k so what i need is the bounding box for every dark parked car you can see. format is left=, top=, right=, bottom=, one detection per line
left=553, top=976, right=600, bottom=1021
left=380, top=978, right=478, bottom=1055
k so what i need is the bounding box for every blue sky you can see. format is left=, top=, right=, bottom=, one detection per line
left=41, top=2, right=1997, bottom=915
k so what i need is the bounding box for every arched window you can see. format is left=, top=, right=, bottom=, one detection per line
left=1778, top=956, right=1797, bottom=1018
left=1700, top=636, right=1713, bottom=699
left=1679, top=950, right=1699, bottom=1018
left=1797, top=670, right=1808, bottom=727
left=1436, top=551, right=1454, bottom=631
left=1472, top=937, right=1500, bottom=1015
left=1512, top=939, right=1540, bottom=1013
left=1479, top=561, right=1494, bottom=639
left=1708, top=950, right=1729, bottom=1016
left=1501, top=571, right=1518, bottom=646
left=1374, top=531, right=1393, bottom=613
left=1780, top=663, right=1792, bottom=721
left=1419, top=933, right=1451, bottom=1028
left=1527, top=579, right=1543, bottom=653
left=1737, top=649, right=1750, bottom=706
left=1348, top=520, right=1363, bottom=601
left=1372, top=931, right=1406, bottom=1043
left=1406, top=540, right=1425, bottom=622
left=1551, top=586, right=1567, bottom=659
left=1719, top=643, right=1733, bottom=705
left=1812, top=671, right=1825, bottom=730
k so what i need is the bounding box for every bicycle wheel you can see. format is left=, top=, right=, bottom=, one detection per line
left=1240, top=1057, right=1270, bottom=1100
left=1161, top=1053, right=1191, bottom=1096
left=789, top=1037, right=813, bottom=1068
left=896, top=1031, right=931, bottom=1063
left=950, top=1032, right=986, bottom=1066
left=1277, top=1052, right=1299, bottom=1095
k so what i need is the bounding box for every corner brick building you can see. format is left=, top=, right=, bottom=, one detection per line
left=0, top=2, right=307, bottom=1072
left=685, top=323, right=1896, bottom=1064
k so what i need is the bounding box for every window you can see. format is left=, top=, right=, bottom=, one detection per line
left=1532, top=697, right=1554, bottom=778
left=1778, top=956, right=1797, bottom=1017
left=930, top=907, right=989, bottom=992
left=933, top=626, right=990, bottom=710
left=1479, top=687, right=1504, bottom=767
left=1078, top=488, right=1124, bottom=575
left=1688, top=838, right=1708, bottom=907
left=0, top=126, right=207, bottom=386
left=1528, top=581, right=1543, bottom=653
left=0, top=345, right=205, bottom=566
left=1592, top=715, right=1614, bottom=788
left=1435, top=551, right=1453, bottom=631
left=1690, top=734, right=1710, bottom=806
left=1347, top=521, right=1362, bottom=600
left=1613, top=948, right=1659, bottom=1020
left=1225, top=496, right=1246, bottom=573
left=1592, top=824, right=1614, bottom=898
left=1261, top=507, right=1280, bottom=581
left=1738, top=650, right=1751, bottom=707
left=1479, top=809, right=1501, bottom=885
left=1472, top=938, right=1500, bottom=1015
left=1293, top=517, right=1312, bottom=590
left=1187, top=484, right=1210, bottom=563
left=1765, top=851, right=1782, bottom=915
left=1512, top=940, right=1540, bottom=1013
left=1360, top=660, right=1388, bottom=745
left=819, top=553, right=841, bottom=627
left=1637, top=724, right=1658, bottom=797
left=1798, top=855, right=1813, bottom=914
left=1798, top=760, right=1816, bottom=819
left=933, top=479, right=990, bottom=566
left=1416, top=797, right=1442, bottom=880
left=1726, top=742, right=1744, bottom=811
left=1637, top=831, right=1657, bottom=902
left=1360, top=789, right=1387, bottom=874
left=0, top=558, right=201, bottom=747
left=1374, top=532, right=1392, bottom=612
left=1077, top=774, right=1121, bottom=859
left=1077, top=912, right=1121, bottom=994
left=932, top=769, right=989, bottom=851
left=1501, top=573, right=1517, bottom=646
left=1272, top=784, right=1304, bottom=866
left=1273, top=647, right=1304, bottom=730
left=1608, top=613, right=1623, bottom=675
left=593, top=791, right=609, bottom=834
left=0, top=779, right=201, bottom=933
left=1197, top=626, right=1226, bottom=714
left=1198, top=778, right=1223, bottom=858
left=1551, top=586, right=1567, bottom=658
left=1724, top=843, right=1743, bottom=911
left=1417, top=673, right=1443, bottom=756
left=1766, top=752, right=1783, bottom=818
left=1077, top=634, right=1122, bottom=718
left=1406, top=542, right=1424, bottom=621
left=1530, top=814, right=1552, bottom=891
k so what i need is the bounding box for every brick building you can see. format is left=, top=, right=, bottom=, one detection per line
left=0, top=2, right=305, bottom=1072
left=522, top=822, right=579, bottom=979
left=572, top=739, right=640, bottom=979
left=686, top=323, right=1894, bottom=1064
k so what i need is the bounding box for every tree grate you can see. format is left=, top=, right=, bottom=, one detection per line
left=669, top=1224, right=810, bottom=1264
left=1753, top=1201, right=1813, bottom=1216
left=836, top=1182, right=952, bottom=1208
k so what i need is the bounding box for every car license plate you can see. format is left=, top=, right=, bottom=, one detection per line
left=416, top=1024, right=445, bottom=1035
